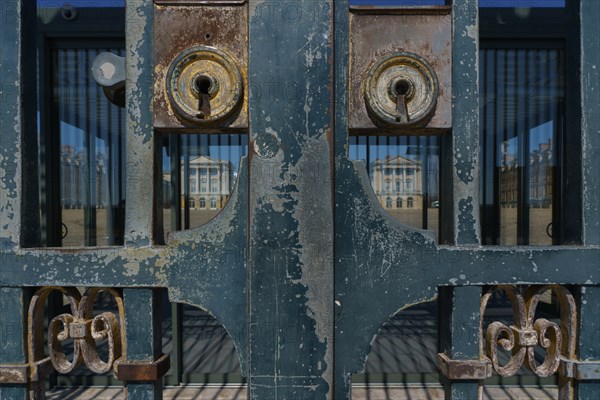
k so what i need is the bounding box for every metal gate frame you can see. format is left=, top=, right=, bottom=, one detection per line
left=1, top=0, right=599, bottom=399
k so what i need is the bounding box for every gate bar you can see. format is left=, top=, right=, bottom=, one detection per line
left=439, top=286, right=483, bottom=400
left=122, top=289, right=164, bottom=400
left=0, top=0, right=39, bottom=248
left=578, top=2, right=600, bottom=397
left=124, top=0, right=157, bottom=246
left=580, top=0, right=600, bottom=246
left=577, top=287, right=600, bottom=398
left=0, top=288, right=28, bottom=400
left=444, top=0, right=481, bottom=245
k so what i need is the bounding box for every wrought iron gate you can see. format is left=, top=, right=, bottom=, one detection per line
left=1, top=1, right=599, bottom=399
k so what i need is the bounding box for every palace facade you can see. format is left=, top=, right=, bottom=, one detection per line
left=371, top=155, right=424, bottom=210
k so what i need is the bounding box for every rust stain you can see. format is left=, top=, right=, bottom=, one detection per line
left=348, top=12, right=452, bottom=134
left=154, top=4, right=248, bottom=132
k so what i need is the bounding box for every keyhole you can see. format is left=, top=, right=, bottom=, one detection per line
left=394, top=80, right=411, bottom=97
left=393, top=79, right=411, bottom=123
left=195, top=75, right=212, bottom=119
left=195, top=76, right=212, bottom=95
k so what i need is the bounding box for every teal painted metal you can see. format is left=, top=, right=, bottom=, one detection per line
left=580, top=0, right=600, bottom=246
left=439, top=287, right=482, bottom=399
left=0, top=0, right=599, bottom=399
left=125, top=0, right=156, bottom=246
left=0, top=3, right=36, bottom=396
left=248, top=0, right=334, bottom=397
left=577, top=287, right=600, bottom=398
left=123, top=289, right=162, bottom=399
left=449, top=0, right=480, bottom=246
left=0, top=0, right=38, bottom=248
left=0, top=288, right=28, bottom=400
left=333, top=1, right=599, bottom=399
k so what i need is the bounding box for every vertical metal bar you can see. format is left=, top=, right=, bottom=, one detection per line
left=439, top=286, right=482, bottom=400
left=182, top=139, right=190, bottom=230
left=0, top=0, right=39, bottom=248
left=85, top=49, right=98, bottom=246
left=123, top=289, right=163, bottom=400
left=492, top=49, right=501, bottom=245
left=169, top=135, right=182, bottom=233
left=576, top=287, right=600, bottom=399
left=449, top=0, right=480, bottom=245
left=106, top=68, right=116, bottom=245
left=124, top=0, right=155, bottom=246
left=248, top=0, right=334, bottom=397
left=551, top=49, right=563, bottom=245
left=574, top=7, right=600, bottom=379
left=579, top=0, right=600, bottom=246
left=422, top=137, right=429, bottom=230
left=518, top=50, right=531, bottom=245
left=0, top=288, right=28, bottom=400
left=50, top=50, right=65, bottom=247
left=153, top=134, right=165, bottom=244
left=169, top=303, right=183, bottom=385
left=38, top=35, right=53, bottom=247
left=563, top=1, right=583, bottom=244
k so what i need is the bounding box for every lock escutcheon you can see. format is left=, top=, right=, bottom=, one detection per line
left=166, top=46, right=243, bottom=124
left=364, top=52, right=439, bottom=128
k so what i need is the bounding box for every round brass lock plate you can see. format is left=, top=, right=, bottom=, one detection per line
left=364, top=52, right=439, bottom=128
left=167, top=46, right=243, bottom=123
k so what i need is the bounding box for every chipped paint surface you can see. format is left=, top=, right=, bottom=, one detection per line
left=451, top=0, right=480, bottom=245
left=248, top=0, right=333, bottom=397
left=125, top=0, right=155, bottom=246
left=580, top=0, right=600, bottom=246
left=0, top=0, right=23, bottom=247
left=333, top=1, right=598, bottom=399
left=2, top=0, right=600, bottom=399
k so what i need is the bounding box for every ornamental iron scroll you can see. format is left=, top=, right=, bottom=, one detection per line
left=480, top=285, right=577, bottom=378
left=27, top=287, right=126, bottom=379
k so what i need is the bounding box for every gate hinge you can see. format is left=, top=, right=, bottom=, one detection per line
left=437, top=353, right=492, bottom=380
left=560, top=357, right=600, bottom=380
left=114, top=353, right=170, bottom=382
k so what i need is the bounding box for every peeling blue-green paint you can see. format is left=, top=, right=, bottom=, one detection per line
left=0, top=0, right=599, bottom=399
left=0, top=288, right=28, bottom=400
left=580, top=0, right=600, bottom=246
left=457, top=197, right=477, bottom=245
left=451, top=0, right=480, bottom=245
left=248, top=0, right=334, bottom=398
left=124, top=289, right=162, bottom=399
left=125, top=0, right=156, bottom=247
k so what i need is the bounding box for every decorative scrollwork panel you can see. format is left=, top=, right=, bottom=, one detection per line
left=28, top=287, right=126, bottom=380
left=480, top=285, right=577, bottom=378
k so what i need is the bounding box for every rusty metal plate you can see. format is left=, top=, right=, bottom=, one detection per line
left=0, top=365, right=28, bottom=384
left=437, top=353, right=492, bottom=380
left=115, top=354, right=170, bottom=382
left=560, top=358, right=600, bottom=380
left=154, top=4, right=248, bottom=132
left=349, top=11, right=452, bottom=134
